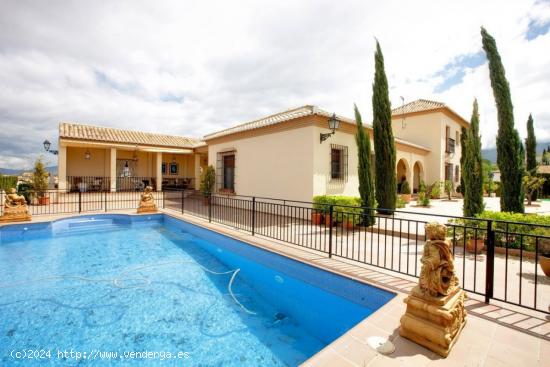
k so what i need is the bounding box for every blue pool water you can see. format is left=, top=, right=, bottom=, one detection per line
left=0, top=214, right=394, bottom=366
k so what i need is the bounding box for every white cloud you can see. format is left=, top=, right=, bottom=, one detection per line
left=0, top=0, right=549, bottom=168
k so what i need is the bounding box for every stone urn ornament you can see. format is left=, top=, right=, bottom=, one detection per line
left=399, top=222, right=467, bottom=357
left=0, top=188, right=32, bottom=222
left=137, top=186, right=157, bottom=213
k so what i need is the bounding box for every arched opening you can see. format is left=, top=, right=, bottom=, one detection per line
left=396, top=159, right=409, bottom=192
left=413, top=161, right=424, bottom=193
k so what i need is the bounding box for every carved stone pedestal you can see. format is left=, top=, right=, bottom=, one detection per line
left=0, top=206, right=32, bottom=223
left=400, top=286, right=467, bottom=357
left=137, top=204, right=157, bottom=214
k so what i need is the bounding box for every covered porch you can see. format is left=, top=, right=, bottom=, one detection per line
left=57, top=122, right=207, bottom=192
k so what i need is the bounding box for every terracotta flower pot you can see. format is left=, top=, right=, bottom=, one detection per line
left=343, top=219, right=355, bottom=230
left=38, top=197, right=50, bottom=205
left=466, top=239, right=485, bottom=253
left=311, top=212, right=323, bottom=225
left=539, top=255, right=550, bottom=277
left=399, top=194, right=411, bottom=203
left=324, top=215, right=333, bottom=227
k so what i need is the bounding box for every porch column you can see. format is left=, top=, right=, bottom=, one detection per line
left=194, top=154, right=201, bottom=189
left=156, top=152, right=162, bottom=191
left=58, top=145, right=67, bottom=191
left=110, top=148, right=117, bottom=192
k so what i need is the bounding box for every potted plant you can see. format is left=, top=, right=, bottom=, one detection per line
left=312, top=196, right=328, bottom=225
left=399, top=180, right=411, bottom=203
left=539, top=238, right=550, bottom=277
left=200, top=165, right=216, bottom=205
left=31, top=157, right=49, bottom=205
left=466, top=232, right=485, bottom=253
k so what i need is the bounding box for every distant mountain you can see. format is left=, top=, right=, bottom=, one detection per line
left=482, top=141, right=550, bottom=164
left=0, top=166, right=58, bottom=175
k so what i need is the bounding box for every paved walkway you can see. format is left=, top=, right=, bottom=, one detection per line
left=399, top=197, right=550, bottom=222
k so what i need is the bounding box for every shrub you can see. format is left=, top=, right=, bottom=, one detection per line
left=312, top=195, right=336, bottom=214
left=400, top=180, right=411, bottom=195
left=417, top=191, right=430, bottom=206
left=444, top=180, right=453, bottom=200
left=448, top=211, right=550, bottom=252
left=396, top=195, right=406, bottom=208
left=200, top=165, right=216, bottom=196
left=430, top=181, right=441, bottom=199
left=419, top=180, right=426, bottom=193
left=0, top=175, right=18, bottom=192
left=312, top=195, right=369, bottom=225
left=31, top=157, right=49, bottom=198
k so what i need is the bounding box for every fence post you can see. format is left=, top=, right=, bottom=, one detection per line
left=251, top=197, right=256, bottom=236
left=328, top=204, right=333, bottom=258
left=181, top=190, right=189, bottom=214
left=208, top=195, right=212, bottom=222
left=104, top=191, right=107, bottom=212
left=162, top=191, right=165, bottom=209
left=485, top=219, right=495, bottom=303
left=78, top=191, right=82, bottom=213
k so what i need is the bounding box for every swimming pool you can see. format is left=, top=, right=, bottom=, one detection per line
left=0, top=214, right=394, bottom=366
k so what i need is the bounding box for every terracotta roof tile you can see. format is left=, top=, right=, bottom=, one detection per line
left=391, top=99, right=447, bottom=115
left=203, top=105, right=357, bottom=140
left=59, top=122, right=202, bottom=149
left=203, top=105, right=430, bottom=152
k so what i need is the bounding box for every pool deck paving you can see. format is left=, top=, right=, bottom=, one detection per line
left=2, top=208, right=549, bottom=367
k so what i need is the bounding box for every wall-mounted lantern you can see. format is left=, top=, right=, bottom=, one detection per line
left=320, top=113, right=340, bottom=143
left=43, top=139, right=59, bottom=155
left=84, top=149, right=91, bottom=160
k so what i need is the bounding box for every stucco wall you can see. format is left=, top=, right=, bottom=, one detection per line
left=312, top=125, right=360, bottom=197
left=392, top=113, right=442, bottom=185
left=206, top=125, right=315, bottom=201
left=66, top=147, right=110, bottom=177
left=392, top=111, right=464, bottom=190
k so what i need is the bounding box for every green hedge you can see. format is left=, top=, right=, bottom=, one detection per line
left=312, top=195, right=363, bottom=224
left=0, top=175, right=18, bottom=192
left=448, top=211, right=550, bottom=252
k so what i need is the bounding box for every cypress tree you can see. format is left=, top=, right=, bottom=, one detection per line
left=372, top=40, right=396, bottom=213
left=354, top=104, right=376, bottom=226
left=481, top=27, right=524, bottom=213
left=463, top=99, right=484, bottom=217
left=525, top=114, right=538, bottom=200
left=459, top=126, right=468, bottom=194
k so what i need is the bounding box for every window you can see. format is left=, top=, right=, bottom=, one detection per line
left=445, top=163, right=453, bottom=182
left=216, top=151, right=236, bottom=192
left=445, top=126, right=455, bottom=153
left=330, top=144, right=348, bottom=181
left=223, top=155, right=235, bottom=190
left=455, top=165, right=460, bottom=183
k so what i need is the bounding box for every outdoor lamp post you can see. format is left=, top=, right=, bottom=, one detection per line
left=43, top=139, right=59, bottom=155
left=320, top=113, right=340, bottom=143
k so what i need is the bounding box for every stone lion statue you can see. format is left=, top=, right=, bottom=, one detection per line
left=5, top=188, right=27, bottom=208
left=140, top=186, right=154, bottom=203
left=419, top=222, right=459, bottom=297
left=137, top=186, right=157, bottom=213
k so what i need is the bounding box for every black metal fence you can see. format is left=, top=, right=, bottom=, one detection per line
left=163, top=190, right=550, bottom=315
left=1, top=188, right=548, bottom=315
left=0, top=190, right=163, bottom=215
left=66, top=176, right=158, bottom=192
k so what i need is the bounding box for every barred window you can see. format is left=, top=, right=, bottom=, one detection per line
left=330, top=144, right=348, bottom=181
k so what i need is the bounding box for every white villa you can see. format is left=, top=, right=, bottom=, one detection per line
left=57, top=99, right=468, bottom=202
